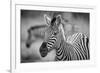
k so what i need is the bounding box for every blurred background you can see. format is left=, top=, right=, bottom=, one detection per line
left=21, top=10, right=89, bottom=63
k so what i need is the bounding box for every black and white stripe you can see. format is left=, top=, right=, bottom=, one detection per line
left=47, top=35, right=57, bottom=49
left=55, top=33, right=90, bottom=61
left=45, top=32, right=89, bottom=61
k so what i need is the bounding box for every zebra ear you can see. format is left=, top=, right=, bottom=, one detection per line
left=56, top=15, right=62, bottom=26
left=44, top=14, right=51, bottom=25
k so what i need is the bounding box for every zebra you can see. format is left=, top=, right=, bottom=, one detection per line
left=26, top=25, right=47, bottom=48
left=39, top=14, right=90, bottom=61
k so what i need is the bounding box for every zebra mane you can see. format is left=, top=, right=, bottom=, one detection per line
left=59, top=24, right=66, bottom=41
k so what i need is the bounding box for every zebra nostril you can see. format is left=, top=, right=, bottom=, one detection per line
left=26, top=43, right=30, bottom=48
left=39, top=42, right=48, bottom=57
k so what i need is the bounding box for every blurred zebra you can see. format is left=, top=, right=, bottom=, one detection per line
left=26, top=25, right=47, bottom=48
left=39, top=14, right=90, bottom=61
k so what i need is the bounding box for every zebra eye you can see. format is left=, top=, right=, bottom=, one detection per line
left=53, top=31, right=57, bottom=35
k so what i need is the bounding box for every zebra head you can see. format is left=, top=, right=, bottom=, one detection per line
left=39, top=14, right=65, bottom=57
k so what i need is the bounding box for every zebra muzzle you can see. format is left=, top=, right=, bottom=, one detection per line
left=39, top=42, right=48, bottom=57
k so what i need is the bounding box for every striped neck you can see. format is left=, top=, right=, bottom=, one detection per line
left=55, top=35, right=77, bottom=61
